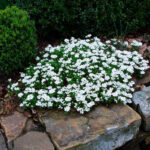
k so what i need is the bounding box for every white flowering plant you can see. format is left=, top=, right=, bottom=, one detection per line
left=130, top=40, right=143, bottom=51
left=8, top=35, right=149, bottom=114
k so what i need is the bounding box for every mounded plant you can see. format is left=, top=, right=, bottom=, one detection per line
left=0, top=6, right=37, bottom=74
left=8, top=35, right=149, bottom=114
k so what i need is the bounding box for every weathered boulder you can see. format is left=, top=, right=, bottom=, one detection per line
left=14, top=131, right=54, bottom=150
left=0, top=131, right=7, bottom=150
left=0, top=111, right=27, bottom=142
left=133, top=86, right=150, bottom=131
left=38, top=104, right=141, bottom=150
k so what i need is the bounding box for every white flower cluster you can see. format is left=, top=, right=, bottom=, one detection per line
left=8, top=35, right=149, bottom=114
left=130, top=40, right=142, bottom=47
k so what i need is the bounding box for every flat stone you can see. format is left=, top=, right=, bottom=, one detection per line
left=39, top=104, right=141, bottom=150
left=0, top=111, right=27, bottom=142
left=0, top=131, right=7, bottom=150
left=14, top=131, right=54, bottom=150
left=133, top=86, right=150, bottom=131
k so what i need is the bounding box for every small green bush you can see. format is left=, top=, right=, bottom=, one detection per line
left=0, top=6, right=37, bottom=74
left=13, top=0, right=150, bottom=39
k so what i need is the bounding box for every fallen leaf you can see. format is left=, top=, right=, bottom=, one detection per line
left=0, top=98, right=17, bottom=115
left=127, top=44, right=132, bottom=49
left=140, top=84, right=145, bottom=90
left=31, top=109, right=37, bottom=115
left=127, top=38, right=135, bottom=43
left=135, top=84, right=145, bottom=91
left=145, top=136, right=150, bottom=145
left=139, top=43, right=147, bottom=55
left=4, top=94, right=11, bottom=99
left=33, top=116, right=38, bottom=122
left=136, top=36, right=143, bottom=42
left=24, top=110, right=32, bottom=118
left=0, top=86, right=3, bottom=97
left=147, top=46, right=150, bottom=52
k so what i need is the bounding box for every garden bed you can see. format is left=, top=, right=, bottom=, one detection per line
left=0, top=34, right=150, bottom=150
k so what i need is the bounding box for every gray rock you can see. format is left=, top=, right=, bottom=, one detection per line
left=133, top=86, right=150, bottom=131
left=71, top=121, right=140, bottom=150
left=14, top=131, right=54, bottom=150
left=0, top=131, right=7, bottom=150
left=39, top=104, right=141, bottom=150
left=142, top=86, right=150, bottom=97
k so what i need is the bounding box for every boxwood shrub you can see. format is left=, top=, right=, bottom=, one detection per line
left=12, top=0, right=150, bottom=39
left=0, top=6, right=37, bottom=74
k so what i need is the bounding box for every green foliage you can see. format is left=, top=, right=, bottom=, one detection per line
left=0, top=0, right=12, bottom=9
left=12, top=0, right=150, bottom=39
left=0, top=6, right=37, bottom=74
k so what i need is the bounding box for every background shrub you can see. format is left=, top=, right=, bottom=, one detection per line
left=12, top=0, right=150, bottom=39
left=0, top=0, right=12, bottom=9
left=0, top=6, right=37, bottom=74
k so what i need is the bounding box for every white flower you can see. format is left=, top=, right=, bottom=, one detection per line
left=106, top=40, right=111, bottom=44
left=43, top=53, right=49, bottom=58
left=20, top=73, right=26, bottom=78
left=65, top=97, right=71, bottom=102
left=64, top=39, right=69, bottom=43
left=48, top=102, right=53, bottom=107
left=85, top=34, right=92, bottom=38
left=124, top=41, right=128, bottom=47
left=36, top=56, right=40, bottom=61
left=18, top=93, right=23, bottom=98
left=26, top=94, right=34, bottom=100
left=8, top=78, right=12, bottom=82
left=49, top=89, right=55, bottom=94
left=51, top=55, right=57, bottom=59
left=64, top=106, right=70, bottom=112
left=131, top=40, right=142, bottom=47
left=75, top=53, right=79, bottom=58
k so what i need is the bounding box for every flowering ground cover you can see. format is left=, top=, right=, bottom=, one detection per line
left=8, top=35, right=149, bottom=114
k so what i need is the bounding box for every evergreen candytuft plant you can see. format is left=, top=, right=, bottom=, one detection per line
left=8, top=35, right=149, bottom=114
left=0, top=6, right=37, bottom=74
